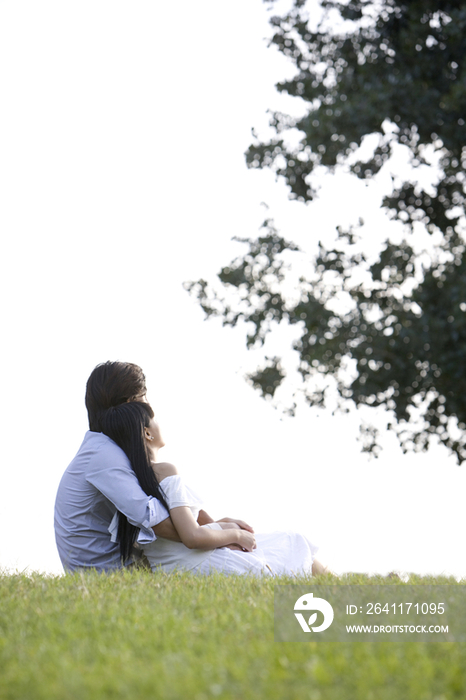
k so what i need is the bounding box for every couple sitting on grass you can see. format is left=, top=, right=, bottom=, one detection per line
left=54, top=361, right=328, bottom=577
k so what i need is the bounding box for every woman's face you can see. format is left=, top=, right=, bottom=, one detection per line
left=145, top=417, right=165, bottom=449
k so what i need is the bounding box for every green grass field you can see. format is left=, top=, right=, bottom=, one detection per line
left=1, top=569, right=465, bottom=700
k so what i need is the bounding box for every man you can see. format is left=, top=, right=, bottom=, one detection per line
left=54, top=361, right=180, bottom=572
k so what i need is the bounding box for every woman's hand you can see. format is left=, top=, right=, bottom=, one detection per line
left=235, top=530, right=256, bottom=552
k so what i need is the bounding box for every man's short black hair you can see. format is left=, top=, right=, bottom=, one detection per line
left=85, top=361, right=147, bottom=431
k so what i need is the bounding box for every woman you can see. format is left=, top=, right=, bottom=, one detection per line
left=101, top=402, right=326, bottom=576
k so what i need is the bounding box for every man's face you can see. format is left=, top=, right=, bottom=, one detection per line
left=127, top=393, right=147, bottom=403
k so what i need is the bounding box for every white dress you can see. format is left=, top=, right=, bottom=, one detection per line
left=132, top=475, right=319, bottom=577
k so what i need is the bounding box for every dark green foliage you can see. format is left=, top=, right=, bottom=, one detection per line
left=187, top=0, right=466, bottom=462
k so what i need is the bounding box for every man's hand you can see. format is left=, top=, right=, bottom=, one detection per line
left=217, top=517, right=254, bottom=533
left=217, top=521, right=240, bottom=531
left=152, top=516, right=181, bottom=542
left=197, top=510, right=215, bottom=526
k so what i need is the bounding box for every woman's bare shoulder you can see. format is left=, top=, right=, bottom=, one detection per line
left=153, top=462, right=178, bottom=479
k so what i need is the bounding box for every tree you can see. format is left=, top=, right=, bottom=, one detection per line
left=185, top=0, right=466, bottom=462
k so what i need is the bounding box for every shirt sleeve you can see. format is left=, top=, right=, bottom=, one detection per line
left=86, top=440, right=169, bottom=539
left=160, top=475, right=203, bottom=511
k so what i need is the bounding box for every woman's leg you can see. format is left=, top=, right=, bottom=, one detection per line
left=195, top=546, right=273, bottom=576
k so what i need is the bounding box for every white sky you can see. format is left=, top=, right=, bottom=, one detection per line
left=1, top=0, right=465, bottom=580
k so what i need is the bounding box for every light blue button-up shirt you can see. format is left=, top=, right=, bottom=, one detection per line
left=54, top=431, right=169, bottom=572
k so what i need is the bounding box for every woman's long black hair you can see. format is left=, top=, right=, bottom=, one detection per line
left=100, top=401, right=169, bottom=564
